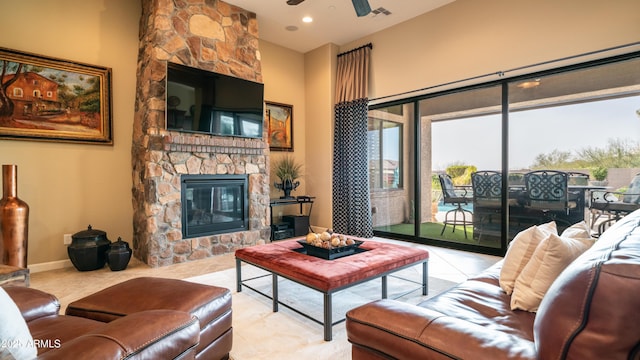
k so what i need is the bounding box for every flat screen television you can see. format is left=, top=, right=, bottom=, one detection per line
left=165, top=62, right=264, bottom=139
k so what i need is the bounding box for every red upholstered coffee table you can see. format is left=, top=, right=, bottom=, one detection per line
left=235, top=238, right=429, bottom=341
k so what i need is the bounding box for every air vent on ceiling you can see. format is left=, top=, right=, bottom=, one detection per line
left=371, top=7, right=391, bottom=16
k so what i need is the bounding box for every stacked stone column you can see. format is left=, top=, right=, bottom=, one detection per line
left=132, top=0, right=269, bottom=267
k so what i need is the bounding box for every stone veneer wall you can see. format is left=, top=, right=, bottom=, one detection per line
left=132, top=0, right=270, bottom=267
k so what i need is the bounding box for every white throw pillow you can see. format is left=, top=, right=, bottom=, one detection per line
left=560, top=221, right=593, bottom=241
left=0, top=287, right=37, bottom=360
left=510, top=233, right=594, bottom=312
left=499, top=221, right=557, bottom=295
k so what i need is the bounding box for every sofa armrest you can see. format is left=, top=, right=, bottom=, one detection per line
left=4, top=286, right=60, bottom=322
left=346, top=299, right=536, bottom=360
left=37, top=310, right=199, bottom=360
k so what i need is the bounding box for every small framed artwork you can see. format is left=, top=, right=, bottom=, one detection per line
left=0, top=47, right=112, bottom=144
left=266, top=101, right=293, bottom=151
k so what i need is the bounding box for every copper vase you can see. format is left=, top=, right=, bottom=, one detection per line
left=0, top=164, right=29, bottom=268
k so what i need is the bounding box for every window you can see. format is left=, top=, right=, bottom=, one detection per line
left=368, top=118, right=403, bottom=189
left=370, top=51, right=640, bottom=256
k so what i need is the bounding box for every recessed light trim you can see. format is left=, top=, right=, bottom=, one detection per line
left=517, top=79, right=541, bottom=89
left=285, top=25, right=299, bottom=31
left=302, top=16, right=313, bottom=23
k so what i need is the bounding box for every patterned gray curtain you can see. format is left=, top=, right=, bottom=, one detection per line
left=332, top=45, right=373, bottom=238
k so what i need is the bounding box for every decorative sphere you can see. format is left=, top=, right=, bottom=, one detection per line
left=306, top=232, right=318, bottom=243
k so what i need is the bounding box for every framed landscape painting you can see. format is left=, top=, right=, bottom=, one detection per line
left=266, top=101, right=293, bottom=151
left=0, top=47, right=112, bottom=144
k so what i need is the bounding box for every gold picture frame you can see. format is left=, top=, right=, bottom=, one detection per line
left=0, top=47, right=112, bottom=144
left=266, top=101, right=293, bottom=151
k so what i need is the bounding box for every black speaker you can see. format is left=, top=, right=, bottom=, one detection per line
left=283, top=215, right=310, bottom=237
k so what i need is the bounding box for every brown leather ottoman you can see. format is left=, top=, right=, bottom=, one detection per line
left=65, top=277, right=232, bottom=360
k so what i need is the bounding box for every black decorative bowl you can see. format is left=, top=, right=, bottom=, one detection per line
left=296, top=239, right=364, bottom=260
left=106, top=237, right=132, bottom=271
left=68, top=225, right=111, bottom=271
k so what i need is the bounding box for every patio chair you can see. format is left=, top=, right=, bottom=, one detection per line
left=590, top=173, right=640, bottom=235
left=523, top=170, right=577, bottom=225
left=471, top=171, right=502, bottom=243
left=566, top=171, right=591, bottom=208
left=438, top=174, right=473, bottom=239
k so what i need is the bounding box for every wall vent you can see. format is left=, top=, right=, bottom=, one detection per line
left=371, top=7, right=391, bottom=16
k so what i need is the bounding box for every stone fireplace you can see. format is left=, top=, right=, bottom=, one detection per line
left=181, top=174, right=249, bottom=238
left=131, top=0, right=270, bottom=267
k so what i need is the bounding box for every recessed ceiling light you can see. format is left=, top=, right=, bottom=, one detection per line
left=302, top=16, right=313, bottom=23
left=517, top=79, right=541, bottom=89
left=285, top=25, right=298, bottom=31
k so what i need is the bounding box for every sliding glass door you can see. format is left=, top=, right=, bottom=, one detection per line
left=370, top=52, right=640, bottom=255
left=508, top=57, right=640, bottom=236
left=369, top=104, right=415, bottom=236
left=419, top=85, right=502, bottom=249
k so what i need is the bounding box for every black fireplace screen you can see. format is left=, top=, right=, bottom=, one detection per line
left=181, top=174, right=248, bottom=238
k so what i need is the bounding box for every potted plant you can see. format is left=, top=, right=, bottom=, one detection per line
left=591, top=166, right=608, bottom=186
left=273, top=155, right=303, bottom=199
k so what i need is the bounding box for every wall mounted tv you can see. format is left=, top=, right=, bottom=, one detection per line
left=165, top=62, right=264, bottom=139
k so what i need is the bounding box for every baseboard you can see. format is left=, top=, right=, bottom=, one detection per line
left=28, top=259, right=74, bottom=273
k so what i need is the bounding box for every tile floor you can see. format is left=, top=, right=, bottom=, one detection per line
left=29, top=237, right=501, bottom=312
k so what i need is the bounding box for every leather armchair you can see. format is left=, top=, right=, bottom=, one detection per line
left=5, top=285, right=200, bottom=359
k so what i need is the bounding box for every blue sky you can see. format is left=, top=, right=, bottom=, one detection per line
left=431, top=95, right=640, bottom=171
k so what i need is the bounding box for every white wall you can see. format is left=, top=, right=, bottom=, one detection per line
left=0, top=0, right=140, bottom=267
left=303, top=44, right=338, bottom=230
left=307, top=0, right=640, bottom=231
left=259, top=41, right=308, bottom=210
left=343, top=0, right=640, bottom=100
left=260, top=41, right=336, bottom=229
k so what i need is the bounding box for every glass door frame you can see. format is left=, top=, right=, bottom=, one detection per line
left=371, top=50, right=640, bottom=256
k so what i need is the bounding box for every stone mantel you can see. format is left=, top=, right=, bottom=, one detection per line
left=132, top=0, right=269, bottom=267
left=147, top=130, right=265, bottom=153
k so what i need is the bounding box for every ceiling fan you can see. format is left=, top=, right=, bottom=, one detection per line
left=286, top=0, right=372, bottom=17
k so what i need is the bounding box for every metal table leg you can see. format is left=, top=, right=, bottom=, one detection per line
left=323, top=292, right=332, bottom=341
left=382, top=275, right=388, bottom=299
left=236, top=258, right=242, bottom=292
left=422, top=261, right=428, bottom=295
left=272, top=273, right=279, bottom=312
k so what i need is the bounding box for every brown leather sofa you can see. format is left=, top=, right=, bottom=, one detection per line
left=6, top=277, right=232, bottom=359
left=346, top=209, right=640, bottom=359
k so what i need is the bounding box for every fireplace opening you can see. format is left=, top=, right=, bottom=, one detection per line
left=181, top=174, right=249, bottom=238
